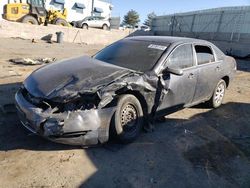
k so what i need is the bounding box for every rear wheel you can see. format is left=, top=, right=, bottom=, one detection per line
left=110, top=94, right=143, bottom=143
left=102, top=24, right=109, bottom=30
left=82, top=24, right=88, bottom=29
left=22, top=15, right=38, bottom=25
left=54, top=18, right=68, bottom=26
left=208, top=79, right=226, bottom=108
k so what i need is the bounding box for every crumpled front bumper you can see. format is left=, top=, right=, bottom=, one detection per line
left=15, top=89, right=115, bottom=146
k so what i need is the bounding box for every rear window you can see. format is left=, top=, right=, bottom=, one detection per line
left=195, top=45, right=215, bottom=65
left=94, top=39, right=169, bottom=72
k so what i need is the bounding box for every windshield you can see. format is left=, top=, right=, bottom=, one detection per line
left=94, top=39, right=169, bottom=72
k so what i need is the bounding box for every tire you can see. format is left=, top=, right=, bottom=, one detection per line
left=22, top=15, right=38, bottom=25
left=54, top=18, right=68, bottom=26
left=110, top=94, right=144, bottom=143
left=208, top=79, right=226, bottom=108
left=102, top=24, right=109, bottom=30
left=71, top=21, right=76, bottom=27
left=82, top=24, right=88, bottom=29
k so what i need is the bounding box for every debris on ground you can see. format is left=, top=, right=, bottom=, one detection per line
left=31, top=39, right=37, bottom=43
left=9, top=57, right=56, bottom=65
left=10, top=37, right=27, bottom=40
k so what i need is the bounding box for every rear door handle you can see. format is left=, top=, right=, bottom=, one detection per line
left=188, top=73, right=194, bottom=79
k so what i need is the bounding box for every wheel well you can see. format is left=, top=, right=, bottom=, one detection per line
left=222, top=76, right=230, bottom=87
left=82, top=23, right=88, bottom=27
left=119, top=91, right=149, bottom=116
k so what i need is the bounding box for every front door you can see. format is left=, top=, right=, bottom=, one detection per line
left=157, top=44, right=198, bottom=115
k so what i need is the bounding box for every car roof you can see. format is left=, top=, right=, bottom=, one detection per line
left=126, top=36, right=210, bottom=45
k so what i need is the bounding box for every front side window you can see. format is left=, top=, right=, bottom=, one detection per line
left=195, top=45, right=215, bottom=65
left=166, top=44, right=194, bottom=69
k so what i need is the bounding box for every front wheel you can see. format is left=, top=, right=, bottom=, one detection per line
left=82, top=24, right=88, bottom=29
left=110, top=94, right=143, bottom=143
left=22, top=15, right=38, bottom=25
left=54, top=18, right=68, bottom=26
left=208, top=79, right=226, bottom=108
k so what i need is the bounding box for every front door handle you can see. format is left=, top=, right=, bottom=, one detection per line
left=188, top=73, right=194, bottom=79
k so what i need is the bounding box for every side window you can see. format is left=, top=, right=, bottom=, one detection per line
left=166, top=44, right=194, bottom=69
left=195, top=45, right=215, bottom=65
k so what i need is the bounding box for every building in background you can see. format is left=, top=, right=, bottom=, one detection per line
left=0, top=0, right=113, bottom=22
left=44, top=0, right=113, bottom=22
left=0, top=0, right=8, bottom=20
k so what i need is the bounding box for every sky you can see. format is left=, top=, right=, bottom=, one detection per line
left=110, top=0, right=250, bottom=24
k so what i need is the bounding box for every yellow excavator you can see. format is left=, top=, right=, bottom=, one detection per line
left=3, top=0, right=69, bottom=26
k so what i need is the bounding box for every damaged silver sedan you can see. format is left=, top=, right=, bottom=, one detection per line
left=15, top=36, right=237, bottom=145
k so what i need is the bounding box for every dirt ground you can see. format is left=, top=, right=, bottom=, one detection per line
left=0, top=38, right=250, bottom=188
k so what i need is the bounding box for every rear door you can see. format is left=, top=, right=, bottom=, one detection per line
left=95, top=17, right=103, bottom=28
left=87, top=17, right=96, bottom=27
left=157, top=43, right=198, bottom=114
left=191, top=44, right=221, bottom=103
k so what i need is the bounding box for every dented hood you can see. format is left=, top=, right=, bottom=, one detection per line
left=24, top=56, right=132, bottom=100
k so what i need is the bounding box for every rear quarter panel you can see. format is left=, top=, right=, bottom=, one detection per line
left=221, top=55, right=237, bottom=87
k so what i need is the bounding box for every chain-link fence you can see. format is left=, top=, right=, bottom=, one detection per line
left=152, top=6, right=250, bottom=56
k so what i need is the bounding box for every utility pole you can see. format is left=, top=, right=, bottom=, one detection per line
left=91, top=0, right=94, bottom=16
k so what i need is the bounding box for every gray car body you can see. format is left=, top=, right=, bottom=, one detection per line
left=15, top=36, right=236, bottom=145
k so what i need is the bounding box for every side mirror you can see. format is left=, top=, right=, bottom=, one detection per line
left=163, top=67, right=183, bottom=76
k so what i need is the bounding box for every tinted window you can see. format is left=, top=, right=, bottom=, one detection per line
left=166, top=44, right=194, bottom=69
left=94, top=40, right=169, bottom=72
left=195, top=45, right=215, bottom=65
